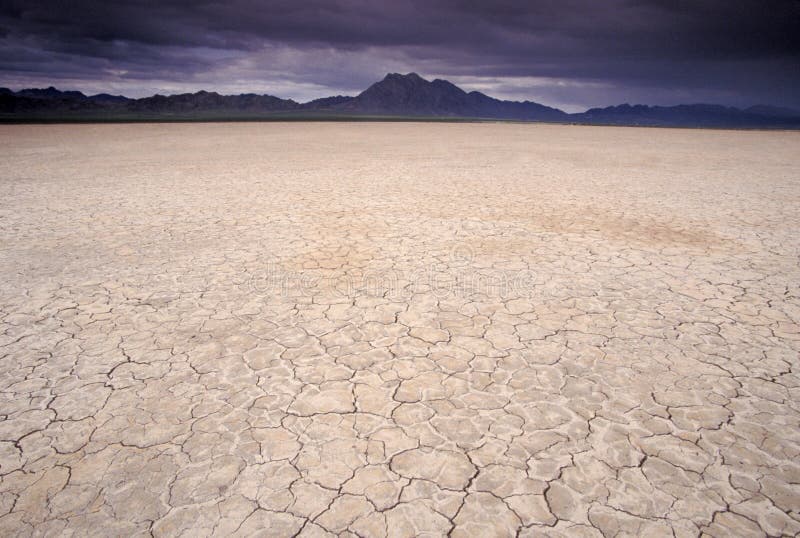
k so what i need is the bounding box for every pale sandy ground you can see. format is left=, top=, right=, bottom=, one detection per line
left=0, top=122, right=799, bottom=537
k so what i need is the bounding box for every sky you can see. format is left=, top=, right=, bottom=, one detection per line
left=1, top=0, right=798, bottom=112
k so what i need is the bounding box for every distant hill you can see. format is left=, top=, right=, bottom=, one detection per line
left=129, top=91, right=298, bottom=113
left=314, top=72, right=567, bottom=121
left=744, top=105, right=800, bottom=119
left=573, top=103, right=800, bottom=128
left=2, top=74, right=799, bottom=128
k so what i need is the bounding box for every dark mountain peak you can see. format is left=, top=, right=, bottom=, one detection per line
left=384, top=72, right=423, bottom=81
left=352, top=72, right=480, bottom=116
left=370, top=72, right=429, bottom=90
left=344, top=72, right=566, bottom=120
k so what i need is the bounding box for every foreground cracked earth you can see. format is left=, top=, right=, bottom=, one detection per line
left=0, top=123, right=799, bottom=537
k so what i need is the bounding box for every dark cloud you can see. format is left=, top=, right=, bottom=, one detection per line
left=1, top=0, right=798, bottom=109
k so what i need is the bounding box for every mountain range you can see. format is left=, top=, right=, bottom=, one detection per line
left=2, top=72, right=799, bottom=129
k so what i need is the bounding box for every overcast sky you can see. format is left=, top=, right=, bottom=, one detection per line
left=1, top=0, right=798, bottom=111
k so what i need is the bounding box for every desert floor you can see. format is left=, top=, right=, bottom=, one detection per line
left=0, top=122, right=799, bottom=537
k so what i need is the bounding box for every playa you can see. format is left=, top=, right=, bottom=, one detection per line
left=1, top=122, right=798, bottom=536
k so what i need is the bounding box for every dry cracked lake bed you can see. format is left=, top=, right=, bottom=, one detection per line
left=1, top=122, right=799, bottom=537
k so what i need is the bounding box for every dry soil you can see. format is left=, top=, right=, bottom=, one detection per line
left=1, top=122, right=799, bottom=536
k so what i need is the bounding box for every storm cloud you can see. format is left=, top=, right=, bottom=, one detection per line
left=1, top=0, right=798, bottom=110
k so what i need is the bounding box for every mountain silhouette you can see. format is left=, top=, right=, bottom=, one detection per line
left=319, top=73, right=567, bottom=121
left=571, top=103, right=800, bottom=128
left=2, top=74, right=798, bottom=128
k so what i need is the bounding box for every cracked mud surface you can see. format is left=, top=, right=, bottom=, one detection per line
left=1, top=122, right=799, bottom=537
